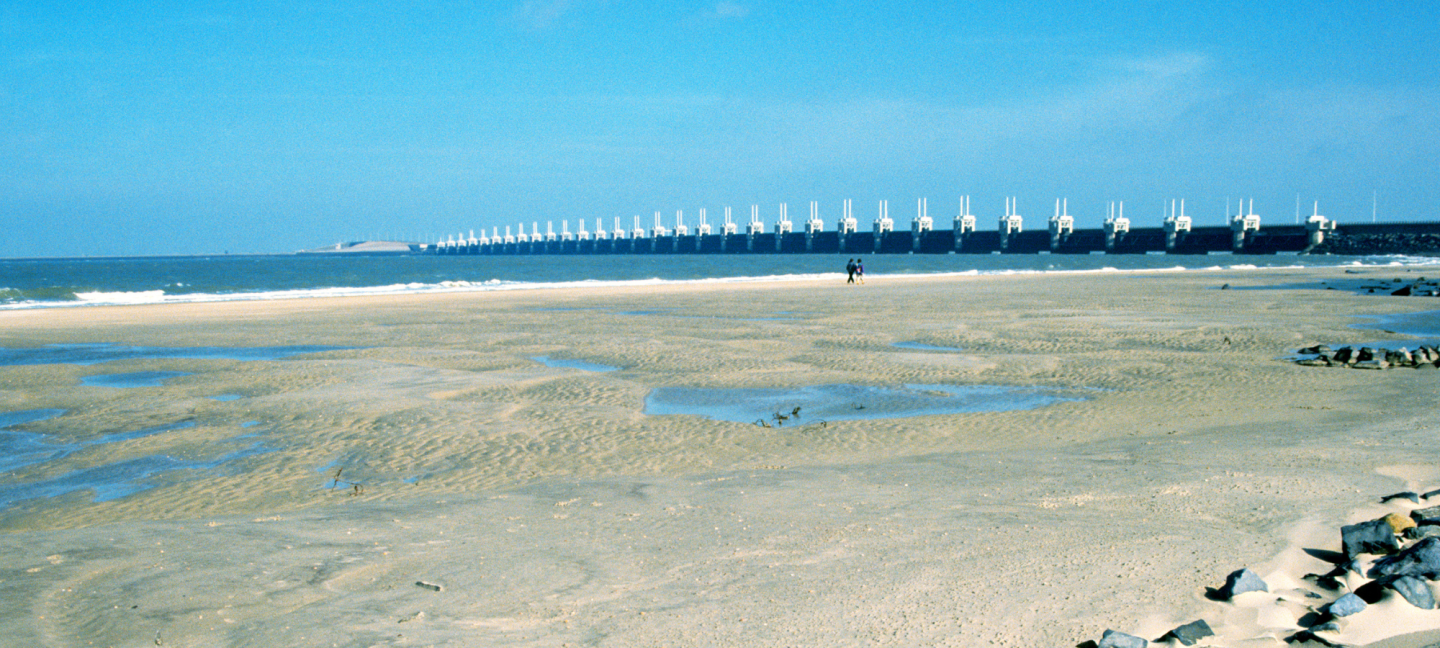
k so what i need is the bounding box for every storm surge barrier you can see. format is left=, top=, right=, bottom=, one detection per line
left=426, top=200, right=1440, bottom=256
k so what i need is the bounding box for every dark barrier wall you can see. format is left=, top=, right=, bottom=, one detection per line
left=435, top=221, right=1440, bottom=256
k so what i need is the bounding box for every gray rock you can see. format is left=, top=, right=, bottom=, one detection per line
left=1412, top=505, right=1440, bottom=524
left=1342, top=519, right=1400, bottom=556
left=1406, top=525, right=1440, bottom=540
left=1216, top=567, right=1268, bottom=599
left=1327, top=593, right=1367, bottom=617
left=1424, top=488, right=1440, bottom=500
left=1097, top=629, right=1147, bottom=648
left=1353, top=359, right=1389, bottom=370
left=1297, top=358, right=1332, bottom=367
left=1386, top=349, right=1414, bottom=366
left=1382, top=491, right=1421, bottom=504
left=1159, top=619, right=1214, bottom=646
left=1390, top=575, right=1437, bottom=609
left=1369, top=536, right=1440, bottom=580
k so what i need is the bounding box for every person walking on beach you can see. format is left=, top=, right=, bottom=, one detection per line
left=846, top=258, right=856, bottom=284
left=855, top=258, right=864, bottom=284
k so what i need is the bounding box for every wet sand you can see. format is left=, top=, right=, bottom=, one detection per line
left=1, top=265, right=1438, bottom=647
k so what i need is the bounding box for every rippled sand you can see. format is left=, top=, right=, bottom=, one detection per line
left=1, top=266, right=1438, bottom=646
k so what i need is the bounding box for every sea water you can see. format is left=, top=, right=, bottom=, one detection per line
left=3, top=252, right=1437, bottom=310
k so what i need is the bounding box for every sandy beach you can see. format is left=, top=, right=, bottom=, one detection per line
left=1, top=265, right=1439, bottom=647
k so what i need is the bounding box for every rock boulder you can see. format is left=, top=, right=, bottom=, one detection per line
left=1215, top=568, right=1268, bottom=600
left=1369, top=536, right=1440, bottom=580
left=1342, top=519, right=1400, bottom=557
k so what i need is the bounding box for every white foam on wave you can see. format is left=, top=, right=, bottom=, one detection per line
left=74, top=290, right=168, bottom=305
left=1374, top=255, right=1440, bottom=266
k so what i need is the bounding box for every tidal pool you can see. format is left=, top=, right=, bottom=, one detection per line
left=892, top=342, right=964, bottom=352
left=1286, top=310, right=1440, bottom=355
left=0, top=420, right=195, bottom=474
left=1356, top=310, right=1440, bottom=339
left=0, top=343, right=355, bottom=366
left=0, top=419, right=271, bottom=507
left=532, top=356, right=620, bottom=372
left=0, top=408, right=65, bottom=429
left=645, top=383, right=1082, bottom=423
left=81, top=371, right=191, bottom=388
left=0, top=442, right=271, bottom=505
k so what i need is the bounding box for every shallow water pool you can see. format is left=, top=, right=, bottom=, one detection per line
left=0, top=408, right=65, bottom=429
left=0, top=343, right=355, bottom=366
left=0, top=442, right=271, bottom=505
left=532, top=356, right=620, bottom=372
left=81, top=371, right=191, bottom=388
left=0, top=420, right=195, bottom=474
left=644, top=383, right=1081, bottom=423
left=0, top=418, right=270, bottom=507
left=892, top=342, right=964, bottom=352
left=1356, top=310, right=1440, bottom=339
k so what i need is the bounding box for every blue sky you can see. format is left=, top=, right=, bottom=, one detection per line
left=2, top=1, right=1437, bottom=256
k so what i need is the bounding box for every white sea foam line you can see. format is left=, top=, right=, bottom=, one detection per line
left=0, top=258, right=1431, bottom=310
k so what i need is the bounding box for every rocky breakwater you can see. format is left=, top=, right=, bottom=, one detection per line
left=1294, top=344, right=1440, bottom=370
left=1310, top=233, right=1440, bottom=256
left=1079, top=490, right=1440, bottom=647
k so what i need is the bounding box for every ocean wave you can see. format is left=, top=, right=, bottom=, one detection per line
left=0, top=286, right=82, bottom=304
left=1, top=255, right=1433, bottom=310
left=1364, top=254, right=1440, bottom=266
left=75, top=290, right=168, bottom=305
left=3, top=274, right=839, bottom=309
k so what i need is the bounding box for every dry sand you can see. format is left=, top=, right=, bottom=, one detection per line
left=0, top=265, right=1438, bottom=647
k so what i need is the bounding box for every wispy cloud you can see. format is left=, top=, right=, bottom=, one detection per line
left=709, top=2, right=750, bottom=19
left=9, top=47, right=92, bottom=69
left=1106, top=52, right=1212, bottom=79
left=511, top=0, right=618, bottom=30
left=526, top=49, right=1438, bottom=194
left=513, top=0, right=579, bottom=30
